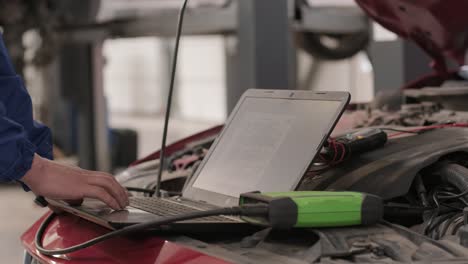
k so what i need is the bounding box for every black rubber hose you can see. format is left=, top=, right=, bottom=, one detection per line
left=437, top=164, right=468, bottom=195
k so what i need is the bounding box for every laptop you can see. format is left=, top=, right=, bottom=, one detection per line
left=48, top=89, right=350, bottom=231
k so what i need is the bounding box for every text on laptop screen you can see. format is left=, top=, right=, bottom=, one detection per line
left=192, top=96, right=342, bottom=198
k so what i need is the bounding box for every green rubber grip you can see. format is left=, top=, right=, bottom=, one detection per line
left=240, top=191, right=383, bottom=229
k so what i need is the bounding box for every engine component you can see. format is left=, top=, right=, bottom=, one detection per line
left=217, top=221, right=468, bottom=263
left=299, top=128, right=468, bottom=200
left=405, top=82, right=468, bottom=112
left=437, top=164, right=468, bottom=197
left=459, top=225, right=468, bottom=247
left=458, top=209, right=468, bottom=247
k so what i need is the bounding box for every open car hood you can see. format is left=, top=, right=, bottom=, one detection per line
left=356, top=0, right=468, bottom=75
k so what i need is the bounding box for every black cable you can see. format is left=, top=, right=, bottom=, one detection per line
left=427, top=212, right=457, bottom=239
left=155, top=0, right=189, bottom=198
left=439, top=203, right=465, bottom=211
left=423, top=187, right=468, bottom=236
left=438, top=192, right=468, bottom=207
left=439, top=213, right=462, bottom=238
left=36, top=205, right=268, bottom=256
left=435, top=213, right=459, bottom=239
left=459, top=197, right=468, bottom=207
left=452, top=219, right=466, bottom=235
left=424, top=210, right=439, bottom=236
left=424, top=190, right=441, bottom=235
left=438, top=189, right=468, bottom=200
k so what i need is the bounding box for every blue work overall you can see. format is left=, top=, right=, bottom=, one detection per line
left=0, top=33, right=52, bottom=186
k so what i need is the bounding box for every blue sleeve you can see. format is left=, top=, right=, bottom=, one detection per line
left=0, top=94, right=37, bottom=182
left=0, top=33, right=52, bottom=184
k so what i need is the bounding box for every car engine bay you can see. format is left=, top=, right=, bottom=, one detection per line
left=113, top=88, right=468, bottom=263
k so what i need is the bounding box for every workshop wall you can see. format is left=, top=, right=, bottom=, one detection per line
left=298, top=51, right=374, bottom=104
left=103, top=37, right=167, bottom=115
left=103, top=36, right=227, bottom=122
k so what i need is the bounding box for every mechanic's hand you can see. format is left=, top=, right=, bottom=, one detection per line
left=21, top=154, right=129, bottom=210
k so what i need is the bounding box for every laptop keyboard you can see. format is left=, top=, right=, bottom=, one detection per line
left=129, top=197, right=238, bottom=223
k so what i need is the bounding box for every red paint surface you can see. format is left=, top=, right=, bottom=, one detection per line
left=356, top=0, right=468, bottom=75
left=21, top=212, right=232, bottom=264
left=22, top=126, right=232, bottom=263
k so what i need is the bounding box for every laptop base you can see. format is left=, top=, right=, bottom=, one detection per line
left=47, top=198, right=254, bottom=233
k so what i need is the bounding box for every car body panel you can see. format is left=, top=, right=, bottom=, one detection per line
left=356, top=0, right=468, bottom=74
left=21, top=212, right=232, bottom=264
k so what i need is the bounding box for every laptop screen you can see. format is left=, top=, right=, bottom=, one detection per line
left=187, top=92, right=346, bottom=206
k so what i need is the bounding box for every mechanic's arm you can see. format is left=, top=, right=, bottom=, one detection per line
left=22, top=154, right=129, bottom=210
left=0, top=95, right=129, bottom=211
left=0, top=97, right=128, bottom=210
left=0, top=34, right=128, bottom=210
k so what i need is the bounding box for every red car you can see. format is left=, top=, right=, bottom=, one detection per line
left=21, top=1, right=468, bottom=263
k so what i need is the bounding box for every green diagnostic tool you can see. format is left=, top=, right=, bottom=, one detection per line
left=239, top=191, right=383, bottom=229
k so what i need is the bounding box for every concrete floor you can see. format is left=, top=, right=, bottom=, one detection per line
left=0, top=115, right=217, bottom=263
left=0, top=184, right=47, bottom=263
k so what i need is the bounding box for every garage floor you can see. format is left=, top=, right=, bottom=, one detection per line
left=0, top=184, right=46, bottom=263
left=0, top=115, right=217, bottom=263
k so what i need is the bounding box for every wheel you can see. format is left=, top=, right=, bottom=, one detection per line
left=298, top=30, right=370, bottom=60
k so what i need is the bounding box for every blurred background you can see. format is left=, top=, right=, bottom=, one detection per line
left=0, top=0, right=432, bottom=262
